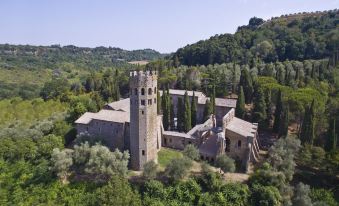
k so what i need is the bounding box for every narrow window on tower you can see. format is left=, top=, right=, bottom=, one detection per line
left=142, top=150, right=145, bottom=156
left=141, top=88, right=145, bottom=95
left=148, top=99, right=152, bottom=105
left=154, top=87, right=157, bottom=94
left=134, top=88, right=138, bottom=95
left=141, top=100, right=145, bottom=105
left=148, top=88, right=152, bottom=95
left=154, top=98, right=156, bottom=103
left=238, top=140, right=242, bottom=148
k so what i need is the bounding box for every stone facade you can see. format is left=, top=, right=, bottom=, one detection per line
left=129, top=71, right=160, bottom=170
left=75, top=72, right=260, bottom=172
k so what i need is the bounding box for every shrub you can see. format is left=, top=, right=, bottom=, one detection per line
left=143, top=161, right=158, bottom=180
left=183, top=144, right=200, bottom=161
left=215, top=154, right=236, bottom=173
left=164, top=157, right=192, bottom=182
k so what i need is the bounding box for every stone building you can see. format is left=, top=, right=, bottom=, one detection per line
left=159, top=90, right=237, bottom=125
left=75, top=70, right=260, bottom=171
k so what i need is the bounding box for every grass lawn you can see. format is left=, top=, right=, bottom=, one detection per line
left=158, top=148, right=183, bottom=168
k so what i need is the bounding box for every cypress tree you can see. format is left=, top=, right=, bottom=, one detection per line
left=177, top=97, right=184, bottom=132
left=273, top=90, right=283, bottom=133
left=161, top=89, right=169, bottom=130
left=170, top=97, right=175, bottom=130
left=299, top=99, right=315, bottom=145
left=235, top=86, right=245, bottom=119
left=278, top=104, right=289, bottom=137
left=264, top=88, right=272, bottom=129
left=252, top=87, right=267, bottom=126
left=191, top=91, right=197, bottom=127
left=166, top=88, right=172, bottom=129
left=114, top=80, right=120, bottom=101
left=203, top=99, right=212, bottom=122
left=85, top=76, right=94, bottom=92
left=239, top=69, right=253, bottom=104
left=221, top=74, right=229, bottom=97
left=211, top=85, right=216, bottom=115
left=184, top=91, right=192, bottom=132
left=325, top=118, right=337, bottom=152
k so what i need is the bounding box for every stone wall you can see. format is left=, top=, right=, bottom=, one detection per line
left=75, top=120, right=126, bottom=151
left=129, top=71, right=159, bottom=170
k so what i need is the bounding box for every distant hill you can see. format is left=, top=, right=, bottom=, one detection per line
left=0, top=44, right=165, bottom=70
left=173, top=9, right=338, bottom=66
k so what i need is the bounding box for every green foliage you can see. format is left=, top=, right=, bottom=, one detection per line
left=252, top=87, right=267, bottom=127
left=267, top=136, right=301, bottom=182
left=203, top=99, right=213, bottom=122
left=292, top=183, right=313, bottom=206
left=250, top=184, right=282, bottom=206
left=157, top=148, right=183, bottom=168
left=310, top=188, right=337, bottom=206
left=183, top=91, right=192, bottom=132
left=161, top=88, right=170, bottom=130
left=298, top=145, right=326, bottom=169
left=143, top=161, right=158, bottom=180
left=325, top=118, right=337, bottom=152
left=273, top=90, right=283, bottom=133
left=215, top=154, right=236, bottom=173
left=174, top=10, right=338, bottom=65
left=95, top=175, right=141, bottom=206
left=183, top=144, right=200, bottom=161
left=52, top=142, right=130, bottom=181
left=164, top=157, right=192, bottom=182
left=239, top=69, right=254, bottom=104
left=191, top=91, right=197, bottom=127
left=0, top=98, right=67, bottom=127
left=51, top=148, right=73, bottom=182
left=40, top=77, right=70, bottom=100
left=177, top=97, right=184, bottom=132
left=300, top=99, right=316, bottom=145
left=235, top=86, right=246, bottom=119
left=278, top=104, right=289, bottom=137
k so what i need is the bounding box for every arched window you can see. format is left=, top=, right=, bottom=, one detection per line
left=148, top=88, right=152, bottom=95
left=238, top=140, right=242, bottom=148
left=134, top=88, right=138, bottom=95
left=154, top=87, right=157, bottom=94
left=141, top=88, right=145, bottom=95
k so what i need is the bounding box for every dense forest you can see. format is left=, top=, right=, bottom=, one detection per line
left=0, top=9, right=338, bottom=206
left=173, top=9, right=338, bottom=66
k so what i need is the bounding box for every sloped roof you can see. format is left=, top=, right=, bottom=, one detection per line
left=162, top=131, right=192, bottom=139
left=225, top=117, right=257, bottom=138
left=198, top=96, right=236, bottom=108
left=105, top=98, right=130, bottom=112
left=160, top=89, right=236, bottom=108
left=75, top=109, right=130, bottom=124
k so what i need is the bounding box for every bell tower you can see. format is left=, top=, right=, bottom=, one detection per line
left=129, top=70, right=158, bottom=170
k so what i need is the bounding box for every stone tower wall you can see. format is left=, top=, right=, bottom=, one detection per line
left=129, top=70, right=158, bottom=170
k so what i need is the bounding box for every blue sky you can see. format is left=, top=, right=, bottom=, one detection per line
left=0, top=0, right=338, bottom=53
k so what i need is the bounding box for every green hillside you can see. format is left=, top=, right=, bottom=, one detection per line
left=173, top=9, right=338, bottom=66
